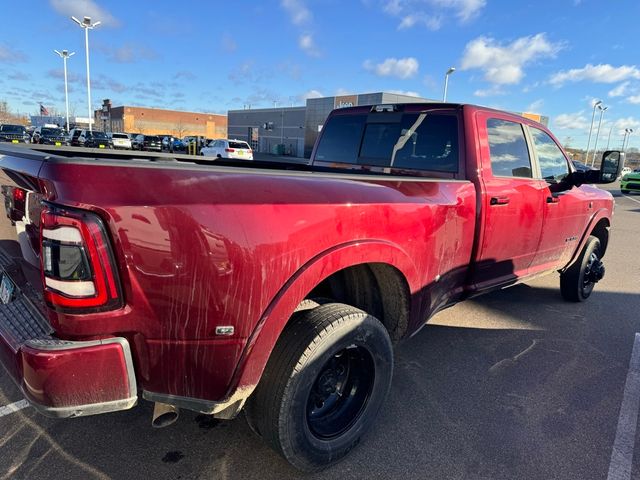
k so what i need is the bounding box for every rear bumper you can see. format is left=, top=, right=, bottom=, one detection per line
left=0, top=293, right=137, bottom=418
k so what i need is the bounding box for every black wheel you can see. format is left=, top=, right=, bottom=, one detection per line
left=216, top=154, right=222, bottom=159
left=621, top=190, right=629, bottom=194
left=246, top=303, right=393, bottom=472
left=560, top=235, right=604, bottom=302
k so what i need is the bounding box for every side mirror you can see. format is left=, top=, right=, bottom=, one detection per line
left=583, top=151, right=624, bottom=184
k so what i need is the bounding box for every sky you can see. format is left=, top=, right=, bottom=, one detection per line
left=0, top=0, right=639, bottom=150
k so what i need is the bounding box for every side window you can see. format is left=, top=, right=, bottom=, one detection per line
left=530, top=127, right=569, bottom=182
left=487, top=119, right=532, bottom=178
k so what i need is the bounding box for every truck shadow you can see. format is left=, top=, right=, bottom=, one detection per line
left=1, top=283, right=639, bottom=480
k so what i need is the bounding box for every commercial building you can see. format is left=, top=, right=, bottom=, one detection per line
left=228, top=92, right=550, bottom=158
left=228, top=92, right=435, bottom=158
left=94, top=100, right=227, bottom=138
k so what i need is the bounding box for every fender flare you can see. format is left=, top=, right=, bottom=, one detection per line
left=224, top=240, right=419, bottom=399
left=561, top=208, right=610, bottom=272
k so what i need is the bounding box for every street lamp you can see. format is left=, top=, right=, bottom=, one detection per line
left=53, top=49, right=75, bottom=133
left=606, top=124, right=614, bottom=150
left=443, top=67, right=455, bottom=102
left=590, top=104, right=607, bottom=166
left=585, top=99, right=602, bottom=163
left=71, top=16, right=101, bottom=132
left=623, top=128, right=633, bottom=152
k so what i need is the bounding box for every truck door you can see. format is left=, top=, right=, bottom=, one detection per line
left=471, top=114, right=547, bottom=289
left=528, top=126, right=590, bottom=270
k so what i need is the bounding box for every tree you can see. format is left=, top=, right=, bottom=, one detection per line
left=173, top=120, right=187, bottom=139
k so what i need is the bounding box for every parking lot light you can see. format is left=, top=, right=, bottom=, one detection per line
left=585, top=100, right=602, bottom=163
left=54, top=49, right=75, bottom=133
left=71, top=16, right=100, bottom=132
left=590, top=103, right=608, bottom=166
left=443, top=67, right=456, bottom=102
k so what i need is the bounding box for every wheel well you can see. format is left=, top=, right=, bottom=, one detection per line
left=591, top=218, right=610, bottom=256
left=304, top=263, right=411, bottom=342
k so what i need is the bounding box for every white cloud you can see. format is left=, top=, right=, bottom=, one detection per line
left=526, top=99, right=544, bottom=112
left=299, top=34, right=321, bottom=57
left=474, top=86, right=506, bottom=97
left=609, top=81, right=630, bottom=97
left=461, top=33, right=563, bottom=85
left=553, top=111, right=590, bottom=131
left=387, top=89, right=422, bottom=97
left=301, top=89, right=323, bottom=100
left=335, top=88, right=354, bottom=96
left=220, top=34, right=237, bottom=54
left=382, top=0, right=485, bottom=29
left=281, top=0, right=311, bottom=25
left=549, top=64, right=640, bottom=86
left=363, top=57, right=419, bottom=79
left=629, top=95, right=640, bottom=104
left=49, top=0, right=119, bottom=27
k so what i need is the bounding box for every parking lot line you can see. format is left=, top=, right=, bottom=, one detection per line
left=607, top=333, right=640, bottom=480
left=622, top=194, right=640, bottom=205
left=0, top=399, right=29, bottom=418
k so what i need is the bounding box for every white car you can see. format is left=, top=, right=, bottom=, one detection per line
left=620, top=166, right=632, bottom=178
left=110, top=132, right=132, bottom=150
left=201, top=139, right=253, bottom=160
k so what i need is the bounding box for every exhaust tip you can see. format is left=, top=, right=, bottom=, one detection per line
left=152, top=402, right=179, bottom=428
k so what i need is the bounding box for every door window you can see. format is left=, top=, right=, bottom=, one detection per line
left=530, top=127, right=570, bottom=182
left=486, top=119, right=532, bottom=178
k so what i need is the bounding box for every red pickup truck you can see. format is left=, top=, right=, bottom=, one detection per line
left=0, top=103, right=623, bottom=471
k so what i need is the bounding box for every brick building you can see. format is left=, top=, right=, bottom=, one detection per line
left=95, top=103, right=227, bottom=138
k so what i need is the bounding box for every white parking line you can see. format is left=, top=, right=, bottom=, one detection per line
left=607, top=333, right=640, bottom=480
left=0, top=399, right=29, bottom=418
left=622, top=194, right=640, bottom=205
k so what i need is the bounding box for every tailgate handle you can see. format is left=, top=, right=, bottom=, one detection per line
left=490, top=196, right=510, bottom=206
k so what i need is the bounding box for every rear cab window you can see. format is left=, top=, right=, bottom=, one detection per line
left=313, top=107, right=460, bottom=176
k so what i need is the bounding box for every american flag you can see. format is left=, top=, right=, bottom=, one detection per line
left=40, top=104, right=49, bottom=116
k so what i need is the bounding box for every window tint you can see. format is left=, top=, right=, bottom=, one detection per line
left=112, top=133, right=128, bottom=139
left=314, top=114, right=366, bottom=164
left=487, top=119, right=532, bottom=178
left=229, top=141, right=250, bottom=149
left=314, top=112, right=458, bottom=172
left=530, top=127, right=569, bottom=182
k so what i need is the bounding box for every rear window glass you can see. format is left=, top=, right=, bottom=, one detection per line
left=1, top=125, right=25, bottom=134
left=314, top=112, right=458, bottom=172
left=112, top=133, right=128, bottom=139
left=229, top=141, right=250, bottom=149
left=41, top=128, right=63, bottom=136
left=486, top=119, right=532, bottom=178
left=92, top=132, right=109, bottom=140
left=146, top=136, right=161, bottom=142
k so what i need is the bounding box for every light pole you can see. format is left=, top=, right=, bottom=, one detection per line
left=443, top=67, right=455, bottom=102
left=623, top=128, right=633, bottom=152
left=590, top=104, right=607, bottom=166
left=71, top=16, right=100, bottom=132
left=585, top=99, right=602, bottom=163
left=54, top=49, right=75, bottom=133
left=606, top=124, right=614, bottom=150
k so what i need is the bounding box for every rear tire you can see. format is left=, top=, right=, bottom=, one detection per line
left=621, top=190, right=629, bottom=194
left=560, top=235, right=603, bottom=302
left=246, top=303, right=393, bottom=472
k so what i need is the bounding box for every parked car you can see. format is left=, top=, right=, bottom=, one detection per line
left=0, top=124, right=30, bottom=143
left=161, top=136, right=185, bottom=152
left=620, top=166, right=632, bottom=178
left=132, top=134, right=162, bottom=151
left=83, top=131, right=113, bottom=149
left=110, top=132, right=132, bottom=150
left=201, top=139, right=253, bottom=160
left=67, top=128, right=86, bottom=146
left=31, top=126, right=67, bottom=146
left=620, top=169, right=640, bottom=194
left=0, top=102, right=623, bottom=472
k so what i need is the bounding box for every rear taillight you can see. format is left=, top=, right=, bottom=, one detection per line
left=40, top=206, right=123, bottom=313
left=225, top=148, right=235, bottom=152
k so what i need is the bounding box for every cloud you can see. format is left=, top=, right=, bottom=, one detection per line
left=8, top=72, right=30, bottom=81
left=301, top=89, right=323, bottom=100
left=299, top=34, right=321, bottom=57
left=49, top=0, right=119, bottom=27
left=281, top=0, right=311, bottom=25
left=474, top=86, right=506, bottom=97
left=549, top=64, right=640, bottom=86
left=173, top=71, right=196, bottom=81
left=0, top=44, right=27, bottom=63
left=48, top=68, right=82, bottom=84
left=608, top=81, right=630, bottom=97
left=220, top=34, right=237, bottom=54
left=381, top=0, right=486, bottom=30
left=104, top=44, right=158, bottom=63
left=629, top=96, right=640, bottom=105
left=91, top=74, right=127, bottom=93
left=363, top=57, right=419, bottom=79
left=461, top=33, right=563, bottom=85
left=553, top=111, right=590, bottom=131
left=387, top=89, right=422, bottom=97
left=526, top=99, right=544, bottom=112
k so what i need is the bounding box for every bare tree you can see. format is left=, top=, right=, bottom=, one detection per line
left=173, top=120, right=186, bottom=139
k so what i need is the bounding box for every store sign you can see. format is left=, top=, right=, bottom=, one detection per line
left=334, top=95, right=357, bottom=109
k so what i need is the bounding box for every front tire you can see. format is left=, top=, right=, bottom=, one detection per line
left=621, top=190, right=629, bottom=194
left=560, top=235, right=604, bottom=302
left=246, top=303, right=393, bottom=472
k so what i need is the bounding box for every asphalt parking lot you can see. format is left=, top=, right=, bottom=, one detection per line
left=0, top=184, right=639, bottom=480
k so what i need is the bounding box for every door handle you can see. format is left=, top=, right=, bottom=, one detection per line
left=546, top=195, right=560, bottom=204
left=490, top=196, right=510, bottom=206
